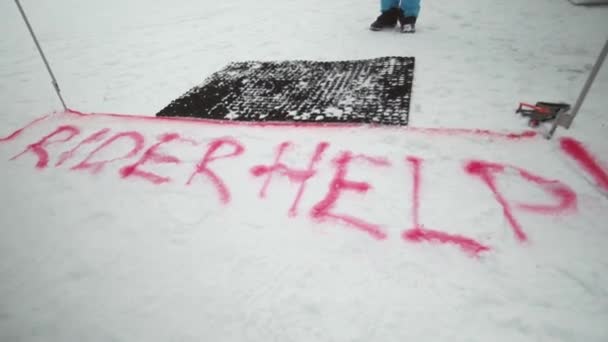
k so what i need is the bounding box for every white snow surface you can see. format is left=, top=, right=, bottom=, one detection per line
left=1, top=0, right=608, bottom=341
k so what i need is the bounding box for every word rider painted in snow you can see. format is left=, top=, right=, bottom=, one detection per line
left=2, top=110, right=606, bottom=257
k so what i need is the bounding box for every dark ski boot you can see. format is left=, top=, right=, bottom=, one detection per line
left=399, top=14, right=417, bottom=33
left=370, top=7, right=400, bottom=31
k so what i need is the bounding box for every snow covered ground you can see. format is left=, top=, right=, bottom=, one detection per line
left=1, top=0, right=608, bottom=341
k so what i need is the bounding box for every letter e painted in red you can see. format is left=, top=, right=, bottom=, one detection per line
left=311, top=151, right=390, bottom=240
left=120, top=133, right=184, bottom=184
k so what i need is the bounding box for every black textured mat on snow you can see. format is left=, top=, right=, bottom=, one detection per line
left=157, top=56, right=415, bottom=126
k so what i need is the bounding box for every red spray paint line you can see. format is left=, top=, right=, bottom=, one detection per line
left=10, top=125, right=81, bottom=169
left=515, top=167, right=578, bottom=214
left=407, top=156, right=422, bottom=227
left=186, top=137, right=245, bottom=204
left=403, top=228, right=491, bottom=256
left=0, top=114, right=50, bottom=143
left=56, top=128, right=111, bottom=167
left=71, top=131, right=146, bottom=174
left=254, top=142, right=294, bottom=198
left=251, top=141, right=329, bottom=217
left=560, top=137, right=608, bottom=193
left=66, top=109, right=363, bottom=129
left=402, top=156, right=490, bottom=256
left=465, top=160, right=577, bottom=242
left=120, top=133, right=184, bottom=185
left=64, top=109, right=537, bottom=140
left=310, top=151, right=390, bottom=240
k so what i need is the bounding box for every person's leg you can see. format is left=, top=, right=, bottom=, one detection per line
left=398, top=0, right=420, bottom=32
left=399, top=0, right=421, bottom=17
left=381, top=0, right=400, bottom=12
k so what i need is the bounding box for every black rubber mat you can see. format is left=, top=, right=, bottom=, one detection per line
left=157, top=56, right=415, bottom=126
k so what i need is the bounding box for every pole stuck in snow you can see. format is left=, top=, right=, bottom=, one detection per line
left=547, top=38, right=608, bottom=139
left=14, top=0, right=68, bottom=111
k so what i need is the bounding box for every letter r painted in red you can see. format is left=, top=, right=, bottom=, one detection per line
left=11, top=125, right=80, bottom=169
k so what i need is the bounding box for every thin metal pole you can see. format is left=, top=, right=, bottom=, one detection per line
left=547, top=38, right=608, bottom=139
left=568, top=38, right=608, bottom=124
left=14, top=0, right=68, bottom=111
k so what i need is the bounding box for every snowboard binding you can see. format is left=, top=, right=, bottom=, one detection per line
left=515, top=101, right=571, bottom=127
